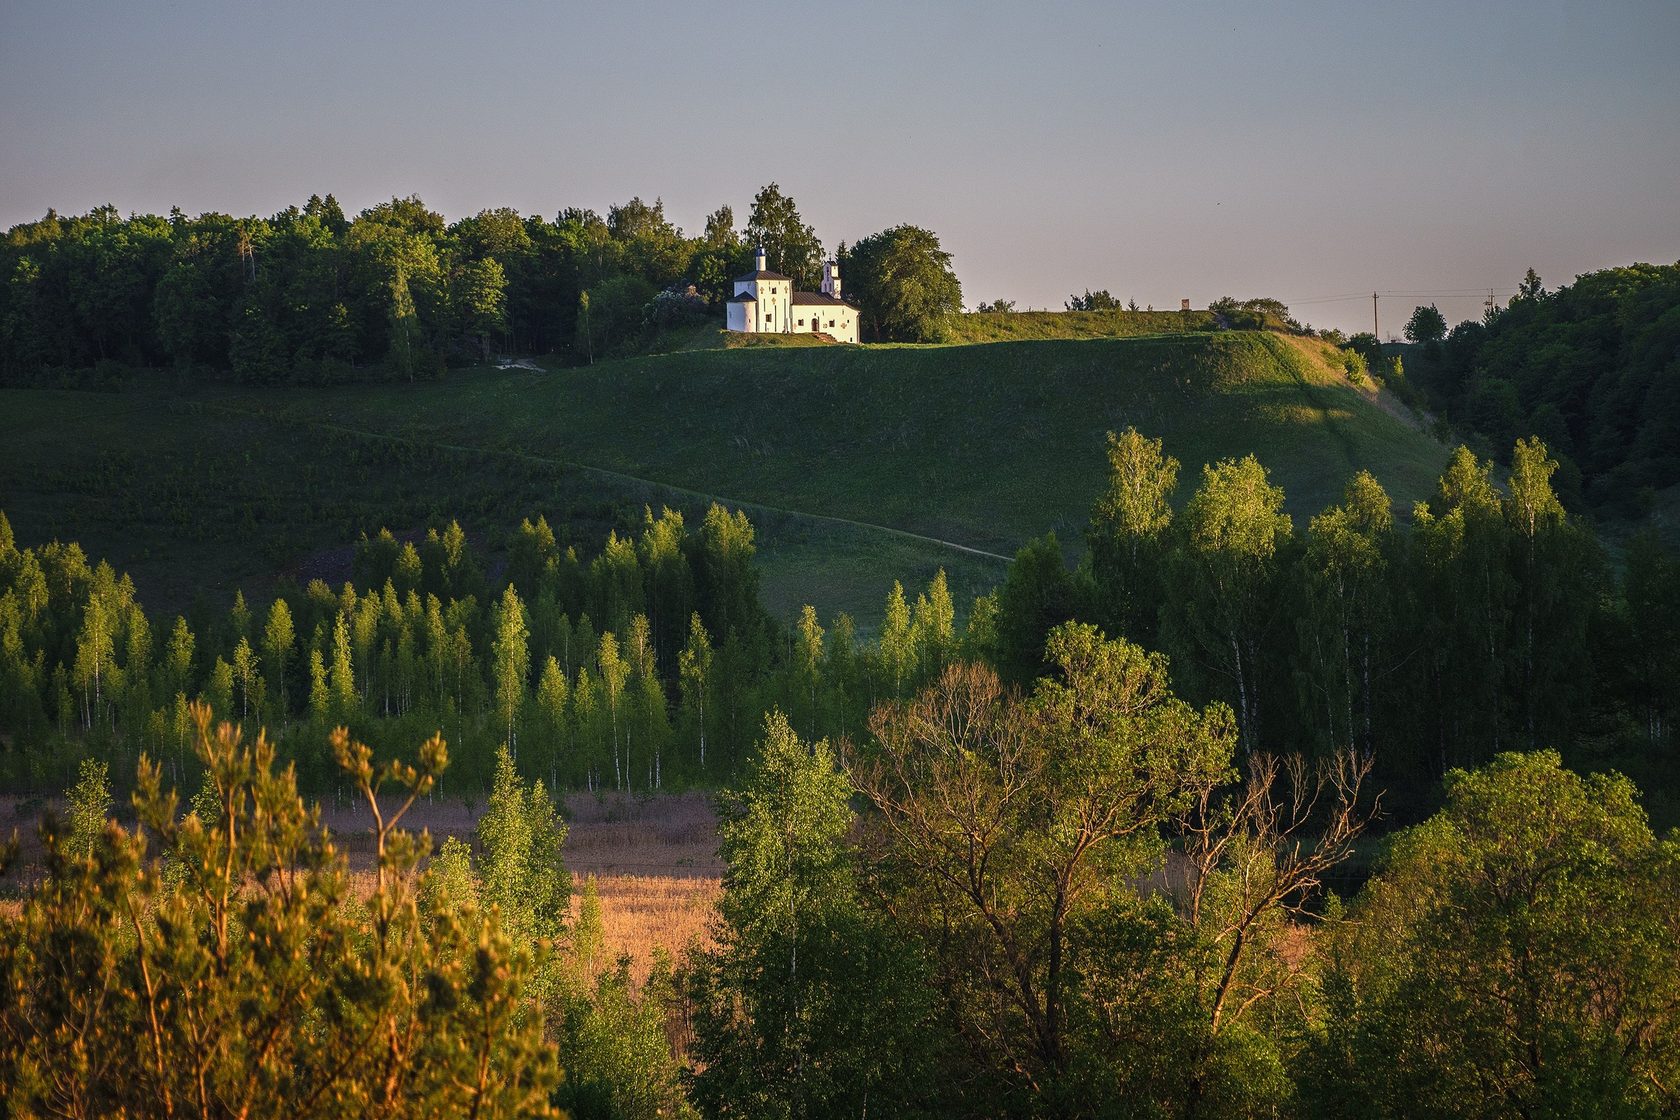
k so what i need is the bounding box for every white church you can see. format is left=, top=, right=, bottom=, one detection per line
left=725, top=247, right=859, bottom=344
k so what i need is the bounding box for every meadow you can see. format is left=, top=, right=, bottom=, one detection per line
left=0, top=330, right=1451, bottom=629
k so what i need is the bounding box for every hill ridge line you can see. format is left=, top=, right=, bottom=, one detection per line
left=195, top=400, right=1016, bottom=565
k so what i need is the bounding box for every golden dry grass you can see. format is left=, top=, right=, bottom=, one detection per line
left=1, top=790, right=725, bottom=979
left=557, top=792, right=722, bottom=976
left=329, top=790, right=723, bottom=981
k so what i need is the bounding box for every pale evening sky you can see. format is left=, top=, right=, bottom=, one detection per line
left=2, top=0, right=1677, bottom=336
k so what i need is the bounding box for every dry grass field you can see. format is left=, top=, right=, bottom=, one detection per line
left=1, top=790, right=724, bottom=977
left=313, top=791, right=723, bottom=979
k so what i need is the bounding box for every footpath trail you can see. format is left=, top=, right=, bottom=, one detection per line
left=197, top=400, right=1016, bottom=566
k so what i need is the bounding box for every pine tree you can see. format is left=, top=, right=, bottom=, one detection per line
left=0, top=707, right=561, bottom=1117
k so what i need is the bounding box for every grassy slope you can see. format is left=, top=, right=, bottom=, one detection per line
left=0, top=331, right=1451, bottom=627
left=946, top=308, right=1218, bottom=343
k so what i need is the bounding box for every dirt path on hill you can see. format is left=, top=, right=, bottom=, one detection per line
left=196, top=401, right=1016, bottom=564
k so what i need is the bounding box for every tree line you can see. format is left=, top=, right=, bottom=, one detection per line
left=996, top=429, right=1679, bottom=815
left=0, top=184, right=965, bottom=385
left=683, top=656, right=1680, bottom=1117
left=5, top=624, right=1676, bottom=1117
left=0, top=503, right=989, bottom=799
left=1397, top=262, right=1680, bottom=516
left=5, top=427, right=1680, bottom=1115
left=5, top=427, right=1679, bottom=816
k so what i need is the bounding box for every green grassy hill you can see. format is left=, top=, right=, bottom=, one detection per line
left=0, top=331, right=1450, bottom=626
left=945, top=308, right=1217, bottom=343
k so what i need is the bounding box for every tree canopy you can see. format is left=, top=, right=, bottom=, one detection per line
left=842, top=224, right=964, bottom=342
left=743, top=183, right=823, bottom=291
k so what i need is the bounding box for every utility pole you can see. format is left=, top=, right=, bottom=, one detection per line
left=1372, top=291, right=1379, bottom=338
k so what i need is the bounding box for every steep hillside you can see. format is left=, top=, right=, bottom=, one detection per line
left=0, top=332, right=1451, bottom=625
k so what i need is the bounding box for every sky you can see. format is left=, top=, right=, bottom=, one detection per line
left=3, top=0, right=1677, bottom=336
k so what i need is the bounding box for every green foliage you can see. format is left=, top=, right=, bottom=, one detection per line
left=1294, top=471, right=1396, bottom=756
left=492, top=583, right=531, bottom=751
left=0, top=188, right=776, bottom=382
left=0, top=704, right=561, bottom=1117
left=843, top=224, right=964, bottom=342
left=995, top=533, right=1088, bottom=684
left=475, top=745, right=571, bottom=956
left=557, top=955, right=696, bottom=1120
left=1086, top=427, right=1179, bottom=647
left=1338, top=346, right=1369, bottom=385
left=1164, top=455, right=1293, bottom=747
left=743, top=183, right=823, bottom=291
left=1209, top=296, right=1306, bottom=333
left=1403, top=302, right=1447, bottom=344
left=419, top=834, right=479, bottom=920
left=1066, top=288, right=1124, bottom=311
left=688, top=710, right=943, bottom=1119
left=1308, top=751, right=1680, bottom=1118
left=0, top=498, right=791, bottom=794
left=64, top=756, right=111, bottom=859
left=1404, top=262, right=1680, bottom=514
left=477, top=745, right=574, bottom=1014
left=853, top=629, right=1242, bottom=1107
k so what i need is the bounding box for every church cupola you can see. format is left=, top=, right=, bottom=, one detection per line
left=821, top=259, right=841, bottom=299
left=755, top=245, right=767, bottom=273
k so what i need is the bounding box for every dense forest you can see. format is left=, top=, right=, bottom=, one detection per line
left=0, top=186, right=965, bottom=384
left=4, top=426, right=1680, bottom=1116
left=4, top=528, right=1678, bottom=1117
left=1396, top=263, right=1680, bottom=516
left=3, top=428, right=1676, bottom=817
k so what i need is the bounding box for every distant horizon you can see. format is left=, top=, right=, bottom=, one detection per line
left=4, top=0, right=1677, bottom=336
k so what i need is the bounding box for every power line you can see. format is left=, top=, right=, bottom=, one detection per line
left=1289, top=287, right=1517, bottom=305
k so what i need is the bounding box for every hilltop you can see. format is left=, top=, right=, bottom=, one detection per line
left=0, top=330, right=1450, bottom=625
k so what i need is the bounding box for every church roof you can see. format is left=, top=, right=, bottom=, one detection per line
left=735, top=269, right=792, bottom=282
left=727, top=291, right=757, bottom=302
left=791, top=291, right=853, bottom=307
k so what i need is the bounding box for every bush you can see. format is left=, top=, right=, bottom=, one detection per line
left=644, top=284, right=710, bottom=330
